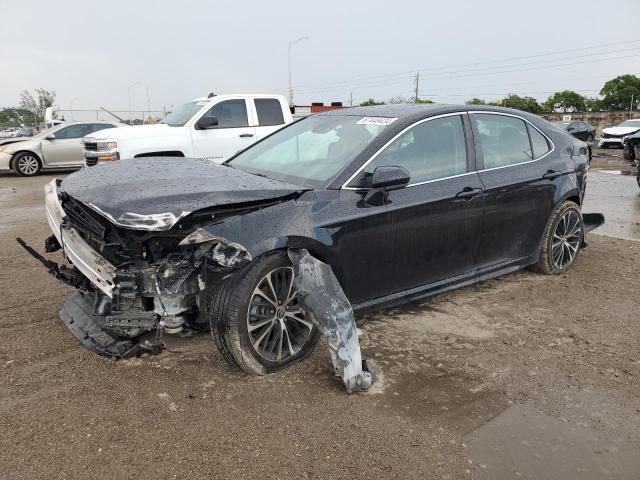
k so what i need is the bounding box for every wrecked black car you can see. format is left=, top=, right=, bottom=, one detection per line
left=38, top=104, right=603, bottom=376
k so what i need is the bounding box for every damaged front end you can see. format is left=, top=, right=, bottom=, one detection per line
left=37, top=179, right=253, bottom=357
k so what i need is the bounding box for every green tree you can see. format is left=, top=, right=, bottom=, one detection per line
left=19, top=88, right=56, bottom=123
left=584, top=97, right=603, bottom=112
left=543, top=90, right=586, bottom=113
left=493, top=95, right=542, bottom=113
left=465, top=98, right=486, bottom=105
left=0, top=108, right=37, bottom=127
left=599, top=74, right=640, bottom=110
left=359, top=98, right=385, bottom=106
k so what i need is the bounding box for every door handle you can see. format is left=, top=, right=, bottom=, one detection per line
left=455, top=187, right=483, bottom=200
left=239, top=133, right=254, bottom=138
left=542, top=169, right=562, bottom=180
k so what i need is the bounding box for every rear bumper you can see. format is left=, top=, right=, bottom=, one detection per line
left=44, top=179, right=116, bottom=297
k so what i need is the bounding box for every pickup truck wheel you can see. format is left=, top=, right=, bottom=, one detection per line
left=210, top=251, right=320, bottom=375
left=535, top=201, right=583, bottom=275
left=13, top=152, right=42, bottom=176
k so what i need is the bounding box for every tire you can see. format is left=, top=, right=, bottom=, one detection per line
left=535, top=201, right=583, bottom=275
left=623, top=146, right=632, bottom=161
left=12, top=152, right=42, bottom=176
left=210, top=251, right=321, bottom=375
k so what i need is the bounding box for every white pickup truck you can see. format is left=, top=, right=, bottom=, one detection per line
left=83, top=94, right=292, bottom=166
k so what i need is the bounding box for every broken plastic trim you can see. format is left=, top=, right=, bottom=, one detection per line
left=180, top=228, right=253, bottom=268
left=288, top=248, right=373, bottom=394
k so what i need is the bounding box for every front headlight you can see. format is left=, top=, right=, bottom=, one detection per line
left=97, top=140, right=118, bottom=151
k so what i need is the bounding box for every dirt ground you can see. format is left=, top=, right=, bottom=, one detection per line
left=1, top=151, right=639, bottom=479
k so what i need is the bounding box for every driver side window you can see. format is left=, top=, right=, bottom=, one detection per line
left=202, top=99, right=249, bottom=128
left=349, top=115, right=468, bottom=188
left=55, top=124, right=92, bottom=139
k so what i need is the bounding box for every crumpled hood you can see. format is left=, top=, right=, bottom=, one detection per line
left=61, top=157, right=308, bottom=231
left=602, top=126, right=640, bottom=136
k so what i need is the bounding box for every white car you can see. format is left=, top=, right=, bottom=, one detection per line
left=0, top=121, right=125, bottom=176
left=83, top=94, right=292, bottom=166
left=598, top=119, right=640, bottom=148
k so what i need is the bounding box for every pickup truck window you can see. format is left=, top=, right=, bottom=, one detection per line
left=255, top=98, right=285, bottom=126
left=161, top=101, right=208, bottom=127
left=202, top=100, right=249, bottom=128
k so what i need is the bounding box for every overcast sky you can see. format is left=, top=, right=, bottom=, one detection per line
left=0, top=0, right=638, bottom=120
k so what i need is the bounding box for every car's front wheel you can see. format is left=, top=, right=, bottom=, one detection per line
left=535, top=201, right=584, bottom=275
left=13, top=152, right=42, bottom=176
left=210, top=251, right=320, bottom=375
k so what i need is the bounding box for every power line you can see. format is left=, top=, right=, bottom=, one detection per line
left=289, top=53, right=640, bottom=96
left=277, top=39, right=640, bottom=92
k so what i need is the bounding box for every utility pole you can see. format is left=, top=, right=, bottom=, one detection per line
left=288, top=37, right=309, bottom=106
left=630, top=93, right=634, bottom=119
left=350, top=92, right=353, bottom=107
left=414, top=72, right=420, bottom=103
left=128, top=82, right=142, bottom=124
left=146, top=83, right=150, bottom=123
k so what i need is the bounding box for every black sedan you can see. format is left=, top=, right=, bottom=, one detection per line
left=552, top=120, right=596, bottom=142
left=40, top=104, right=601, bottom=374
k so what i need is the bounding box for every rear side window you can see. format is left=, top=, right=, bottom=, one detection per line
left=352, top=115, right=467, bottom=187
left=527, top=124, right=551, bottom=159
left=472, top=114, right=532, bottom=169
left=255, top=98, right=285, bottom=126
left=89, top=124, right=115, bottom=133
left=202, top=99, right=249, bottom=128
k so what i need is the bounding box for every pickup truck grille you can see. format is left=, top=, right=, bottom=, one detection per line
left=601, top=132, right=626, bottom=139
left=84, top=142, right=98, bottom=151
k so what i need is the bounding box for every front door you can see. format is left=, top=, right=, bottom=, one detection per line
left=191, top=98, right=257, bottom=163
left=41, top=124, right=92, bottom=166
left=346, top=113, right=484, bottom=294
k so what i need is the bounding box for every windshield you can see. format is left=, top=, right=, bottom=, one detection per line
left=161, top=101, right=208, bottom=127
left=618, top=120, right=640, bottom=128
left=228, top=115, right=393, bottom=186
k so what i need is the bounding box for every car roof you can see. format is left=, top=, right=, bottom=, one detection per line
left=316, top=103, right=542, bottom=123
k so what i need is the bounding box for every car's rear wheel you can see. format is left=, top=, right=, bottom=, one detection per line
left=13, top=152, right=41, bottom=176
left=535, top=201, right=583, bottom=275
left=210, top=251, right=320, bottom=375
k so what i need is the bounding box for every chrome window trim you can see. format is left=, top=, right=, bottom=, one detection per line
left=340, top=110, right=556, bottom=191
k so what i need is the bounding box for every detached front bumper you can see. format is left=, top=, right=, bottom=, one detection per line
left=598, top=138, right=623, bottom=148
left=45, top=179, right=117, bottom=296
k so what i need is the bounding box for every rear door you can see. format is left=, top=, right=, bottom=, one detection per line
left=41, top=124, right=92, bottom=166
left=191, top=99, right=257, bottom=162
left=470, top=112, right=559, bottom=268
left=252, top=97, right=288, bottom=140
left=347, top=113, right=484, bottom=293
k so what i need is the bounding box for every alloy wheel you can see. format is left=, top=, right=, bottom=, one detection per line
left=551, top=210, right=582, bottom=270
left=247, top=267, right=313, bottom=362
left=17, top=155, right=39, bottom=175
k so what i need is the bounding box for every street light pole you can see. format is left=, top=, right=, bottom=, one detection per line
left=70, top=98, right=78, bottom=121
left=288, top=36, right=309, bottom=106
left=128, top=82, right=142, bottom=124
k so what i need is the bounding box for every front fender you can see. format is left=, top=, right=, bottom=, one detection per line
left=195, top=199, right=345, bottom=276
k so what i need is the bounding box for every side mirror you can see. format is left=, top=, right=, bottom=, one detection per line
left=370, top=165, right=411, bottom=191
left=362, top=165, right=411, bottom=207
left=45, top=133, right=56, bottom=140
left=195, top=116, right=219, bottom=130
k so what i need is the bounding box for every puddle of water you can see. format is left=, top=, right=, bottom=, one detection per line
left=379, top=369, right=508, bottom=433
left=465, top=400, right=640, bottom=479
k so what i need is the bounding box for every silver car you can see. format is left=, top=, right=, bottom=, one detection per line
left=0, top=121, right=124, bottom=176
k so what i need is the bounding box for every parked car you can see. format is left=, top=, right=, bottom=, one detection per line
left=0, top=121, right=125, bottom=176
left=82, top=94, right=292, bottom=166
left=598, top=119, right=640, bottom=148
left=552, top=120, right=595, bottom=142
left=40, top=104, right=601, bottom=374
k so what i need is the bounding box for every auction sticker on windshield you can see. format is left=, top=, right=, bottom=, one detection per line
left=357, top=117, right=397, bottom=126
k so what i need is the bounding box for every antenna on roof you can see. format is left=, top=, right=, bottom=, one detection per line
left=207, top=92, right=216, bottom=98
